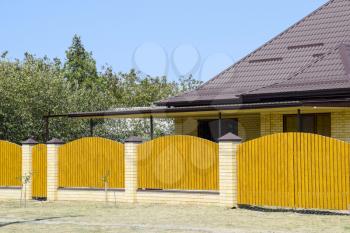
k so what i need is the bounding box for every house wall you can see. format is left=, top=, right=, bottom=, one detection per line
left=174, top=114, right=261, bottom=142
left=174, top=118, right=198, bottom=136
left=331, top=110, right=350, bottom=142
left=174, top=110, right=350, bottom=142
left=260, top=110, right=350, bottom=142
left=237, top=114, right=261, bottom=141
left=260, top=113, right=283, bottom=136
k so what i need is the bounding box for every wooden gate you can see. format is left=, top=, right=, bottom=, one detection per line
left=138, top=135, right=219, bottom=191
left=0, top=140, right=22, bottom=187
left=237, top=133, right=350, bottom=210
left=58, top=137, right=125, bottom=189
left=32, top=144, right=47, bottom=199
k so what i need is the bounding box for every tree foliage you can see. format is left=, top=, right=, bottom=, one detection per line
left=0, top=36, right=202, bottom=143
left=64, top=35, right=98, bottom=86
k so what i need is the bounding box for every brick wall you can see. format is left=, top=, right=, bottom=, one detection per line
left=47, top=144, right=59, bottom=201
left=331, top=110, right=350, bottom=142
left=260, top=110, right=350, bottom=142
left=56, top=189, right=219, bottom=205
left=0, top=188, right=21, bottom=200
left=57, top=189, right=126, bottom=202
left=219, top=141, right=238, bottom=207
left=237, top=114, right=261, bottom=141
left=260, top=113, right=283, bottom=136
left=174, top=118, right=198, bottom=136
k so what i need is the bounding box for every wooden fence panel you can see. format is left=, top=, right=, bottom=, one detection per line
left=237, top=132, right=350, bottom=210
left=58, top=137, right=125, bottom=189
left=32, top=144, right=47, bottom=199
left=138, top=135, right=218, bottom=191
left=0, top=140, right=21, bottom=187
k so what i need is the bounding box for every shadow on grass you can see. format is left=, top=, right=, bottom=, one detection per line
left=0, top=215, right=83, bottom=228
left=238, top=205, right=350, bottom=216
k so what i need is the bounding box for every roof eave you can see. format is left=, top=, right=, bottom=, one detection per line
left=66, top=98, right=350, bottom=119
left=242, top=87, right=350, bottom=102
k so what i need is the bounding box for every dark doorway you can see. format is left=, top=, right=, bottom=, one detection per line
left=198, top=119, right=238, bottom=142
left=283, top=113, right=331, bottom=137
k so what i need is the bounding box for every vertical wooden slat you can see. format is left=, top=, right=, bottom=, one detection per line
left=346, top=143, right=350, bottom=210
left=256, top=136, right=261, bottom=206
left=236, top=132, right=350, bottom=211
left=32, top=144, right=47, bottom=198
left=137, top=135, right=219, bottom=191
left=58, top=137, right=124, bottom=189
left=0, top=141, right=21, bottom=187
left=250, top=139, right=253, bottom=205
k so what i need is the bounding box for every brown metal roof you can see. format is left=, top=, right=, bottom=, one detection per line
left=157, top=0, right=350, bottom=107
left=246, top=44, right=350, bottom=95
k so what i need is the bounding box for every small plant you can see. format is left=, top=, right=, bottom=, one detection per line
left=17, top=172, right=32, bottom=208
left=101, top=171, right=110, bottom=205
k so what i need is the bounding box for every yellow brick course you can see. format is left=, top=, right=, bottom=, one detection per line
left=22, top=145, right=34, bottom=200
left=219, top=141, right=239, bottom=208
left=331, top=111, right=350, bottom=142
left=260, top=113, right=283, bottom=136
left=0, top=188, right=21, bottom=200
left=47, top=144, right=59, bottom=201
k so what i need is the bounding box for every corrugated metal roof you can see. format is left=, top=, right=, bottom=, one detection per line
left=158, top=0, right=350, bottom=106
left=247, top=44, right=350, bottom=95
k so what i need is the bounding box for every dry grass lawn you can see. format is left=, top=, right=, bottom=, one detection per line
left=0, top=200, right=349, bottom=233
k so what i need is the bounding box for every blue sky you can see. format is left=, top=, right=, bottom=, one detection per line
left=0, top=0, right=328, bottom=81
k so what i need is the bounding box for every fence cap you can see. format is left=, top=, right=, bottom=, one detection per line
left=125, top=136, right=143, bottom=143
left=21, top=137, right=38, bottom=145
left=218, top=133, right=242, bottom=142
left=47, top=138, right=64, bottom=145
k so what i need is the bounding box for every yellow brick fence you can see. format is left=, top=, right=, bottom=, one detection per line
left=0, top=133, right=349, bottom=211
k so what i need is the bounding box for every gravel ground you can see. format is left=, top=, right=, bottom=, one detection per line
left=0, top=200, right=349, bottom=233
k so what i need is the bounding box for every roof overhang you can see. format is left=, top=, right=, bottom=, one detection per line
left=55, top=98, right=350, bottom=119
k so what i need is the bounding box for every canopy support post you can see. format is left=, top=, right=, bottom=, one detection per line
left=44, top=116, right=49, bottom=142
left=90, top=119, right=94, bottom=137
left=297, top=109, right=302, bottom=132
left=150, top=115, right=154, bottom=140
left=218, top=112, right=222, bottom=140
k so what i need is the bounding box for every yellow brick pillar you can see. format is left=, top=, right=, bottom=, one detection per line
left=46, top=138, right=64, bottom=201
left=218, top=133, right=242, bottom=208
left=124, top=136, right=143, bottom=203
left=21, top=138, right=38, bottom=200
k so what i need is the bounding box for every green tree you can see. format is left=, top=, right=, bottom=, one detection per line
left=64, top=35, right=98, bottom=86
left=0, top=36, right=203, bottom=143
left=178, top=74, right=203, bottom=93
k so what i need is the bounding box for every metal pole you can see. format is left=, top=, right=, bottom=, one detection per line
left=150, top=115, right=154, bottom=140
left=218, top=112, right=222, bottom=139
left=90, top=119, right=94, bottom=137
left=44, top=113, right=50, bottom=142
left=297, top=109, right=302, bottom=132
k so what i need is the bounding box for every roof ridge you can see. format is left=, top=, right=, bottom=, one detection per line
left=198, top=0, right=336, bottom=86
left=243, top=43, right=350, bottom=95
